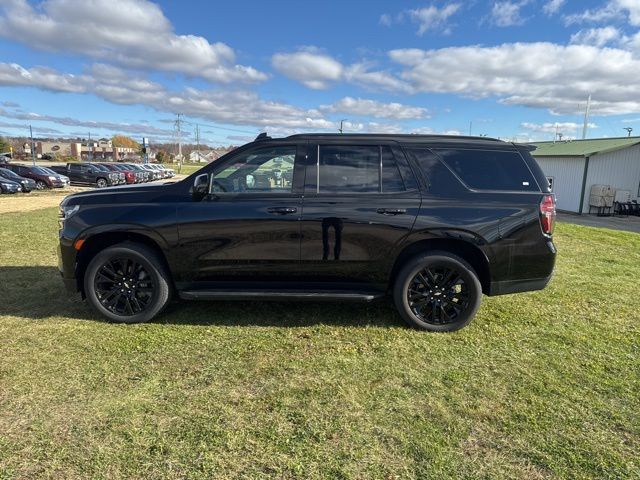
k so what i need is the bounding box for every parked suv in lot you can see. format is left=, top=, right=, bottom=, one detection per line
left=50, top=162, right=120, bottom=188
left=58, top=134, right=556, bottom=331
left=6, top=164, right=69, bottom=189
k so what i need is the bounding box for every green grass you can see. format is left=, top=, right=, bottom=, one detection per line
left=0, top=208, right=638, bottom=479
left=161, top=162, right=204, bottom=176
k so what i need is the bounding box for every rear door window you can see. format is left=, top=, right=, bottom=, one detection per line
left=311, top=145, right=408, bottom=194
left=434, top=149, right=538, bottom=191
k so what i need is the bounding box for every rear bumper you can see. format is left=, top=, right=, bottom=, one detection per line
left=487, top=275, right=552, bottom=296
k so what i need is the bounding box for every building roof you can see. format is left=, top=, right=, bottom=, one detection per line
left=530, top=137, right=640, bottom=157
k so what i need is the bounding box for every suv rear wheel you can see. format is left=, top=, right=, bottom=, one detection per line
left=84, top=243, right=171, bottom=323
left=393, top=251, right=482, bottom=332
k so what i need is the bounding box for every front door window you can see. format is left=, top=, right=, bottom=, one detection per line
left=211, top=146, right=296, bottom=194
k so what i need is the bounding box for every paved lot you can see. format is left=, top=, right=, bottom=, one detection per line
left=558, top=212, right=640, bottom=233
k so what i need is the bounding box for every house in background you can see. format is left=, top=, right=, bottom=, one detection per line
left=530, top=137, right=640, bottom=213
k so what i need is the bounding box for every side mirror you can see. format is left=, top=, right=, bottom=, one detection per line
left=192, top=173, right=210, bottom=200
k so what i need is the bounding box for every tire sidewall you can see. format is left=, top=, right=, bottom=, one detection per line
left=96, top=178, right=107, bottom=188
left=36, top=180, right=46, bottom=190
left=84, top=245, right=169, bottom=323
left=394, top=253, right=482, bottom=332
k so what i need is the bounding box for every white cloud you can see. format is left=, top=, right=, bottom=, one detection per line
left=0, top=63, right=86, bottom=93
left=564, top=0, right=640, bottom=26
left=0, top=107, right=177, bottom=137
left=272, top=50, right=411, bottom=92
left=521, top=122, right=598, bottom=135
left=543, top=0, right=566, bottom=15
left=0, top=0, right=266, bottom=84
left=491, top=1, right=529, bottom=27
left=271, top=50, right=343, bottom=90
left=321, top=97, right=429, bottom=120
left=379, top=3, right=461, bottom=35
left=570, top=26, right=621, bottom=46
left=389, top=43, right=640, bottom=115
left=409, top=4, right=461, bottom=35
left=379, top=13, right=393, bottom=26
left=0, top=62, right=336, bottom=131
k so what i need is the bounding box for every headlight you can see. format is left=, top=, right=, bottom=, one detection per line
left=49, top=176, right=57, bottom=180
left=60, top=205, right=80, bottom=219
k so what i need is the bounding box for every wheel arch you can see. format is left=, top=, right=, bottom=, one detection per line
left=389, top=237, right=491, bottom=295
left=75, top=229, right=173, bottom=297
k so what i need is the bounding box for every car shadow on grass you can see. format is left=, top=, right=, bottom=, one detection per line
left=0, top=266, right=404, bottom=329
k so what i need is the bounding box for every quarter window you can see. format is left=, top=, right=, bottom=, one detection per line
left=211, top=146, right=296, bottom=194
left=435, top=149, right=538, bottom=191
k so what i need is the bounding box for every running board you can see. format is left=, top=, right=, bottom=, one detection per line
left=179, top=289, right=385, bottom=302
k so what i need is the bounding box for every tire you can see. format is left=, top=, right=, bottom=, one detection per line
left=36, top=180, right=47, bottom=190
left=393, top=251, right=482, bottom=332
left=96, top=178, right=108, bottom=188
left=84, top=243, right=172, bottom=323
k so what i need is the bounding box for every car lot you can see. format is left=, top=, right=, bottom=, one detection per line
left=0, top=199, right=638, bottom=478
left=0, top=161, right=183, bottom=194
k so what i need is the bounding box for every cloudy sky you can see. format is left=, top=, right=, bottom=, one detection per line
left=2, top=0, right=640, bottom=145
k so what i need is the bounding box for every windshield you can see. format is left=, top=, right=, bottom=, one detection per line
left=0, top=167, right=19, bottom=178
left=91, top=164, right=110, bottom=172
left=33, top=167, right=54, bottom=175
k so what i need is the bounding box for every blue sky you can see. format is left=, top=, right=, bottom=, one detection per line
left=2, top=0, right=640, bottom=146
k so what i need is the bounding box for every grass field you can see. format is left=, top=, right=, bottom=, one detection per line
left=0, top=203, right=638, bottom=479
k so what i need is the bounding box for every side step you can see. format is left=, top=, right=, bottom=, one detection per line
left=179, top=289, right=385, bottom=302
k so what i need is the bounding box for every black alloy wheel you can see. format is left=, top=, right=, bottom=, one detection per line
left=407, top=265, right=470, bottom=325
left=94, top=257, right=156, bottom=317
left=84, top=243, right=171, bottom=323
left=394, top=251, right=482, bottom=332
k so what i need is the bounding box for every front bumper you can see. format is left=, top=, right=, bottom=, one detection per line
left=1, top=183, right=21, bottom=193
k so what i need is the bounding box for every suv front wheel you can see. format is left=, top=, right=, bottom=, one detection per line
left=84, top=243, right=171, bottom=323
left=393, top=252, right=482, bottom=332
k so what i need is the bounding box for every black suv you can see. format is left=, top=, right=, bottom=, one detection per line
left=58, top=134, right=556, bottom=331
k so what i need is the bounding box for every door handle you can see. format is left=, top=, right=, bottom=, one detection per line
left=376, top=208, right=407, bottom=215
left=267, top=206, right=297, bottom=215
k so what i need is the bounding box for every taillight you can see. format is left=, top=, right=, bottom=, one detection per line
left=540, top=194, right=556, bottom=235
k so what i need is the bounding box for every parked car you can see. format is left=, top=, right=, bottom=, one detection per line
left=99, top=163, right=139, bottom=184
left=0, top=167, right=37, bottom=192
left=5, top=164, right=68, bottom=189
left=91, top=163, right=126, bottom=185
left=58, top=133, right=556, bottom=331
left=122, top=163, right=151, bottom=182
left=49, top=163, right=119, bottom=188
left=139, top=164, right=161, bottom=181
left=0, top=176, right=21, bottom=193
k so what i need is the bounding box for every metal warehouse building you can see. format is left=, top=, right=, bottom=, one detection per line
left=530, top=137, right=640, bottom=214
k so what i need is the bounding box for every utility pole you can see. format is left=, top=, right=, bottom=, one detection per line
left=624, top=127, right=633, bottom=137
left=175, top=113, right=182, bottom=173
left=339, top=119, right=346, bottom=134
left=29, top=124, right=35, bottom=166
left=195, top=124, right=200, bottom=162
left=554, top=123, right=559, bottom=143
left=88, top=131, right=92, bottom=162
left=582, top=94, right=591, bottom=140
left=469, top=121, right=473, bottom=136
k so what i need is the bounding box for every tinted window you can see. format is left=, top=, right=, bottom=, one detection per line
left=405, top=148, right=467, bottom=195
left=212, top=146, right=295, bottom=194
left=435, top=149, right=537, bottom=191
left=318, top=146, right=379, bottom=193
left=381, top=146, right=405, bottom=192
